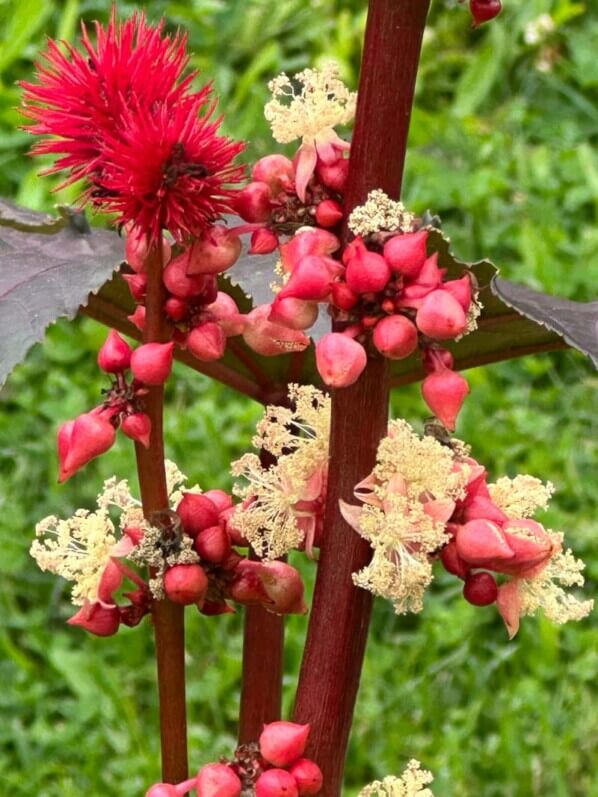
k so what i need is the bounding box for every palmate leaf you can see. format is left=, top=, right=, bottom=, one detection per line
left=0, top=199, right=124, bottom=388
left=1, top=199, right=595, bottom=401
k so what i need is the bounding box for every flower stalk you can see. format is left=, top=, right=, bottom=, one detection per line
left=292, top=1, right=431, bottom=793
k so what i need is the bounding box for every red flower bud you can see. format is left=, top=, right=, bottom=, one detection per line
left=177, top=492, right=220, bottom=536
left=422, top=347, right=454, bottom=374
left=372, top=315, right=418, bottom=360
left=463, top=572, right=498, bottom=606
left=255, top=770, right=299, bottom=797
left=121, top=412, right=152, bottom=448
left=252, top=155, right=295, bottom=195
left=194, top=525, right=232, bottom=564
left=202, top=489, right=233, bottom=513
left=235, top=181, right=273, bottom=223
left=443, top=274, right=472, bottom=312
left=259, top=721, right=310, bottom=767
left=331, top=282, right=358, bottom=310
left=315, top=333, right=367, bottom=388
left=456, top=520, right=514, bottom=566
left=462, top=495, right=508, bottom=525
left=164, top=563, right=208, bottom=605
left=440, top=540, right=470, bottom=579
left=383, top=231, right=428, bottom=278
left=289, top=759, right=324, bottom=796
left=280, top=229, right=340, bottom=273
left=163, top=252, right=212, bottom=299
left=165, top=297, right=188, bottom=322
left=130, top=342, right=174, bottom=386
left=97, top=330, right=132, bottom=373
left=205, top=293, right=245, bottom=337
left=269, top=297, right=319, bottom=331
left=315, top=157, right=349, bottom=192
left=125, top=228, right=171, bottom=273
left=345, top=248, right=391, bottom=294
left=421, top=369, right=470, bottom=431
left=128, top=305, right=146, bottom=332
left=243, top=305, right=310, bottom=357
left=196, top=763, right=242, bottom=797
left=68, top=602, right=120, bottom=636
left=469, top=0, right=502, bottom=28
left=416, top=289, right=467, bottom=340
left=187, top=322, right=226, bottom=362
left=122, top=272, right=147, bottom=301
left=278, top=255, right=335, bottom=302
left=259, top=561, right=307, bottom=615
left=60, top=412, right=116, bottom=481
left=187, top=227, right=242, bottom=275
left=145, top=784, right=178, bottom=797
left=315, top=199, right=343, bottom=228
left=250, top=227, right=279, bottom=255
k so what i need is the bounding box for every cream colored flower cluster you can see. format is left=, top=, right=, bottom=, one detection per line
left=348, top=189, right=416, bottom=237
left=359, top=760, right=435, bottom=797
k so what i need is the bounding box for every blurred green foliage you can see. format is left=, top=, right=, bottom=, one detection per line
left=0, top=0, right=596, bottom=795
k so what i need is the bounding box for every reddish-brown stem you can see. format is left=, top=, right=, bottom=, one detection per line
left=292, top=2, right=431, bottom=794
left=135, top=241, right=188, bottom=783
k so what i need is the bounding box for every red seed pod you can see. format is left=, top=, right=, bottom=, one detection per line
left=258, top=560, right=308, bottom=615
left=128, top=305, right=146, bottom=332
left=315, top=333, right=367, bottom=388
left=121, top=412, right=152, bottom=448
left=130, top=342, right=174, bottom=385
left=164, top=297, right=188, bottom=322
left=331, top=281, right=359, bottom=310
left=269, top=297, right=319, bottom=331
left=187, top=227, right=242, bottom=275
left=469, top=0, right=502, bottom=28
left=194, top=525, right=232, bottom=564
left=278, top=255, right=334, bottom=302
left=416, top=290, right=468, bottom=340
left=163, top=563, right=208, bottom=605
left=202, top=489, right=234, bottom=513
left=252, top=154, right=295, bottom=195
left=315, top=198, right=343, bottom=228
left=250, top=227, right=279, bottom=255
left=163, top=251, right=213, bottom=299
left=187, top=322, right=226, bottom=362
left=204, top=293, right=245, bottom=337
left=372, top=315, right=419, bottom=360
left=196, top=763, right=242, bottom=797
left=440, top=540, right=470, bottom=580
left=67, top=602, right=120, bottom=637
left=345, top=248, right=391, bottom=294
left=421, top=368, right=470, bottom=431
left=315, top=157, right=349, bottom=192
left=280, top=228, right=340, bottom=272
left=243, top=305, right=310, bottom=357
left=414, top=252, right=444, bottom=289
left=463, top=572, right=498, bottom=606
left=122, top=272, right=148, bottom=302
left=456, top=520, right=514, bottom=566
left=462, top=495, right=508, bottom=525
left=61, top=412, right=117, bottom=481
left=256, top=769, right=299, bottom=797
left=97, top=330, right=132, bottom=373
left=125, top=228, right=171, bottom=273
left=235, top=181, right=273, bottom=223
left=176, top=492, right=220, bottom=536
left=289, top=758, right=324, bottom=796
left=443, top=274, right=472, bottom=312
left=383, top=230, right=428, bottom=278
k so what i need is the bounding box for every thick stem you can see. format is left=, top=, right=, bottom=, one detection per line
left=292, top=2, right=431, bottom=794
left=135, top=242, right=188, bottom=782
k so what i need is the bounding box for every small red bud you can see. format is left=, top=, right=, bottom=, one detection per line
left=68, top=602, right=120, bottom=636
left=259, top=561, right=307, bottom=615
left=61, top=412, right=116, bottom=481
left=145, top=784, right=179, bottom=797
left=196, top=763, right=242, bottom=797
left=289, top=759, right=324, bottom=796
left=315, top=199, right=343, bottom=228
left=269, top=297, right=319, bottom=331
left=187, top=322, right=226, bottom=362
left=165, top=297, right=188, bottom=322
left=255, top=770, right=299, bottom=797
left=383, top=231, right=428, bottom=278
left=187, top=227, right=242, bottom=275
left=372, top=315, right=418, bottom=360
left=121, top=412, right=152, bottom=448
left=440, top=540, right=470, bottom=580
left=194, top=525, right=232, bottom=564
left=235, top=181, right=273, bottom=223
left=97, top=330, right=132, bottom=373
left=345, top=248, right=391, bottom=294
left=122, top=272, right=147, bottom=301
left=128, top=305, right=146, bottom=332
left=243, top=305, right=310, bottom=356
left=421, top=369, right=470, bottom=431
left=416, top=290, right=467, bottom=340
left=464, top=572, right=498, bottom=606
left=315, top=333, right=367, bottom=388
left=469, top=0, right=502, bottom=28
left=259, top=721, right=311, bottom=767
left=250, top=227, right=279, bottom=255
left=315, top=157, right=349, bottom=192
left=456, top=520, right=514, bottom=566
left=130, top=342, right=174, bottom=386
left=177, top=492, right=220, bottom=536
left=422, top=347, right=454, bottom=374
left=202, top=489, right=233, bottom=513
left=331, top=282, right=358, bottom=310
left=443, top=275, right=472, bottom=312
left=164, top=564, right=208, bottom=605
left=252, top=155, right=295, bottom=195
left=278, top=255, right=334, bottom=302
left=163, top=252, right=211, bottom=299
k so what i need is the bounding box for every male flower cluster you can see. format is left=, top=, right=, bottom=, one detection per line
left=359, top=760, right=435, bottom=797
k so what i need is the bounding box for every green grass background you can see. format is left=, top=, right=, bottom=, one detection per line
left=0, top=0, right=597, bottom=794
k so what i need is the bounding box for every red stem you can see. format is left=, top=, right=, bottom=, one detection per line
left=135, top=241, right=188, bottom=782
left=292, top=2, right=431, bottom=794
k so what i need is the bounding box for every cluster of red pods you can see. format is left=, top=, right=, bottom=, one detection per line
left=147, top=722, right=323, bottom=797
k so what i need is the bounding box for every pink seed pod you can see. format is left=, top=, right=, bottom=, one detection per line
left=97, top=330, right=132, bottom=373
left=187, top=322, right=226, bottom=362
left=187, top=227, right=242, bottom=275
left=269, top=297, right=319, bottom=331
left=255, top=769, right=299, bottom=797
left=177, top=492, right=220, bottom=537
left=289, top=759, right=324, bottom=796
left=421, top=368, right=470, bottom=431
left=440, top=540, right=470, bottom=580
left=278, top=255, right=335, bottom=302
left=145, top=784, right=179, bottom=797
left=345, top=248, right=391, bottom=294
left=315, top=333, right=367, bottom=388
left=443, top=274, right=472, bottom=312
left=125, top=228, right=171, bottom=273
left=122, top=272, right=147, bottom=302
left=230, top=560, right=272, bottom=605
left=204, top=293, right=245, bottom=337
left=383, top=230, right=428, bottom=278
left=67, top=602, right=120, bottom=637
left=130, top=342, right=174, bottom=386
left=203, top=489, right=234, bottom=513
left=416, top=289, right=467, bottom=340
left=315, top=199, right=343, bottom=228
left=61, top=412, right=116, bottom=481
left=258, top=561, right=307, bottom=615
left=456, top=520, right=514, bottom=566
left=252, top=154, right=295, bottom=195
left=194, top=525, right=232, bottom=564
left=163, top=252, right=210, bottom=299
left=463, top=572, right=498, bottom=606
left=121, top=412, right=152, bottom=448
left=414, top=252, right=443, bottom=289
left=331, top=282, right=358, bottom=310
left=250, top=227, right=279, bottom=255
left=164, top=563, right=208, bottom=605
left=280, top=228, right=340, bottom=273
left=372, top=315, right=418, bottom=360
left=165, top=297, right=188, bottom=322
left=242, top=305, right=310, bottom=357
left=315, top=156, right=349, bottom=192
left=128, top=305, right=146, bottom=332
left=235, top=181, right=273, bottom=223
left=495, top=519, right=555, bottom=577
left=462, top=495, right=508, bottom=525
left=470, top=0, right=502, bottom=27
left=196, top=763, right=242, bottom=797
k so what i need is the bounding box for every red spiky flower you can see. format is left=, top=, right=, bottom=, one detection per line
left=20, top=11, right=244, bottom=241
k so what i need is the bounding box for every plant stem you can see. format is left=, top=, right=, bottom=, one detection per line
left=135, top=240, right=188, bottom=783
left=292, top=2, right=431, bottom=794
